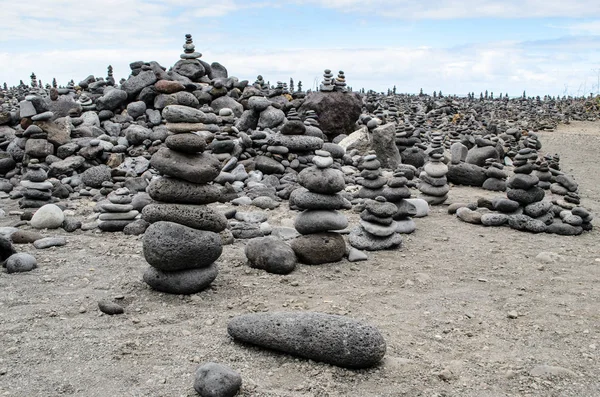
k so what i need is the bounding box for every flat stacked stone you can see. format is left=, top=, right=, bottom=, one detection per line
left=333, top=71, right=347, bottom=93
left=506, top=148, right=544, bottom=206
left=482, top=159, right=507, bottom=191
left=534, top=160, right=552, bottom=190
left=349, top=196, right=402, bottom=251
left=418, top=153, right=449, bottom=205
left=383, top=170, right=417, bottom=234
left=19, top=159, right=54, bottom=208
left=358, top=153, right=387, bottom=199
left=141, top=102, right=225, bottom=294
left=98, top=187, right=139, bottom=231
left=319, top=69, right=335, bottom=92
left=290, top=151, right=347, bottom=265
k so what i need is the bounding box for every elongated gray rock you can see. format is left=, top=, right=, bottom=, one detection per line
left=150, top=148, right=221, bottom=183
left=228, top=312, right=386, bottom=369
left=142, top=204, right=227, bottom=232
left=147, top=177, right=221, bottom=204
left=143, top=263, right=218, bottom=295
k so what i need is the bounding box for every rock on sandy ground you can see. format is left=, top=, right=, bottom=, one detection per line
left=0, top=122, right=599, bottom=396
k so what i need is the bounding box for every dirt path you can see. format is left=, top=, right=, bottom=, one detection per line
left=1, top=122, right=599, bottom=397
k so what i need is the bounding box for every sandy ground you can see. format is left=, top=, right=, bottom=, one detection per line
left=1, top=121, right=599, bottom=397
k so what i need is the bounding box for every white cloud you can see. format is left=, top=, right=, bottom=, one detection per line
left=295, top=0, right=600, bottom=19
left=2, top=38, right=599, bottom=96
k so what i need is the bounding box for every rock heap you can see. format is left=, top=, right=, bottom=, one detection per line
left=358, top=153, right=387, bottom=199
left=349, top=196, right=403, bottom=251
left=418, top=152, right=449, bottom=205
left=290, top=150, right=348, bottom=265
left=140, top=103, right=226, bottom=294
left=19, top=159, right=53, bottom=208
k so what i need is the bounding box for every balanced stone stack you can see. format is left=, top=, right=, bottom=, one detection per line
left=319, top=69, right=335, bottom=92
left=19, top=160, right=53, bottom=208
left=334, top=71, right=347, bottom=93
left=349, top=196, right=403, bottom=251
left=98, top=187, right=139, bottom=232
left=418, top=152, right=449, bottom=205
left=533, top=160, right=552, bottom=190
left=141, top=103, right=226, bottom=294
left=506, top=148, right=544, bottom=206
left=358, top=153, right=387, bottom=199
left=383, top=170, right=417, bottom=234
left=290, top=150, right=348, bottom=265
left=482, top=159, right=507, bottom=191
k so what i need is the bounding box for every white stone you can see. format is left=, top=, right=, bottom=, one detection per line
left=30, top=204, right=65, bottom=229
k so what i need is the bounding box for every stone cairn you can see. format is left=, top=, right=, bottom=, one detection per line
left=98, top=187, right=139, bottom=232
left=357, top=152, right=387, bottom=199
left=383, top=169, right=417, bottom=234
left=349, top=196, right=403, bottom=251
left=20, top=159, right=53, bottom=208
left=140, top=99, right=227, bottom=294
left=482, top=159, right=508, bottom=191
left=290, top=150, right=348, bottom=265
left=319, top=69, right=335, bottom=92
left=418, top=152, right=449, bottom=205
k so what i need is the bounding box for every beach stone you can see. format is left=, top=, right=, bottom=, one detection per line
left=508, top=215, right=547, bottom=233
left=123, top=219, right=150, bottom=235
left=5, top=253, right=37, bottom=273
left=298, top=91, right=362, bottom=139
left=546, top=221, right=583, bottom=236
left=255, top=156, right=284, bottom=175
left=492, top=198, right=521, bottom=213
left=151, top=148, right=221, bottom=183
left=98, top=300, right=124, bottom=315
left=555, top=175, right=578, bottom=192
left=371, top=123, right=401, bottom=169
left=143, top=221, right=222, bottom=271
left=348, top=227, right=402, bottom=251
left=252, top=196, right=280, bottom=210
left=298, top=167, right=345, bottom=194
left=30, top=204, right=64, bottom=229
left=122, top=70, right=157, bottom=97
left=258, top=106, right=285, bottom=129
left=194, top=362, right=242, bottom=397
left=143, top=263, right=218, bottom=295
left=507, top=187, right=545, bottom=205
left=481, top=213, right=509, bottom=226
left=295, top=210, right=348, bottom=234
left=508, top=174, right=539, bottom=190
left=81, top=165, right=111, bottom=188
left=96, top=89, right=127, bottom=111
left=165, top=133, right=206, bottom=153
left=147, top=177, right=221, bottom=204
left=0, top=235, right=16, bottom=263
left=447, top=163, right=486, bottom=186
left=465, top=146, right=499, bottom=167
left=227, top=312, right=386, bottom=369
left=33, top=236, right=67, bottom=249
left=291, top=232, right=346, bottom=265
left=456, top=207, right=482, bottom=224
left=10, top=230, right=43, bottom=244
left=395, top=218, right=416, bottom=234
left=142, top=204, right=227, bottom=232
left=290, top=189, right=349, bottom=210
left=98, top=220, right=132, bottom=232
left=524, top=200, right=553, bottom=218
left=245, top=236, right=297, bottom=275
left=162, top=105, right=210, bottom=124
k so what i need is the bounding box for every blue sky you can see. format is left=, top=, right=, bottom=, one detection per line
left=1, top=0, right=600, bottom=96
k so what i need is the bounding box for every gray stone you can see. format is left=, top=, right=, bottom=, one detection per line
left=507, top=187, right=545, bottom=205
left=143, top=221, right=222, bottom=271
left=194, top=362, right=242, bottom=397
left=348, top=227, right=402, bottom=251
left=147, top=177, right=222, bottom=204
left=123, top=219, right=150, bottom=235
left=227, top=312, right=386, bottom=369
left=481, top=213, right=509, bottom=226
left=30, top=204, right=65, bottom=229
left=165, top=133, right=206, bottom=153
left=258, top=106, right=285, bottom=129
left=98, top=300, right=124, bottom=315
left=143, top=263, right=218, bottom=295
left=25, top=138, right=53, bottom=158
left=255, top=156, right=284, bottom=174
left=298, top=91, right=362, bottom=139
left=5, top=253, right=37, bottom=273
left=245, top=236, right=297, bottom=275
left=371, top=123, right=401, bottom=169
left=295, top=210, right=348, bottom=234
left=447, top=163, right=487, bottom=187
left=291, top=232, right=346, bottom=265
left=151, top=148, right=221, bottom=183
left=508, top=214, right=547, bottom=233
left=96, top=89, right=128, bottom=111
left=142, top=204, right=227, bottom=232
left=289, top=188, right=350, bottom=210
left=456, top=207, right=482, bottom=224
left=162, top=105, right=211, bottom=123
left=81, top=165, right=111, bottom=188
left=465, top=146, right=499, bottom=167
left=33, top=236, right=67, bottom=249
left=122, top=70, right=157, bottom=97
left=298, top=166, right=345, bottom=194
left=124, top=124, right=167, bottom=145
left=211, top=96, right=243, bottom=118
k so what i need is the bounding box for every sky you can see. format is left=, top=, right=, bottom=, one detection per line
left=1, top=0, right=600, bottom=96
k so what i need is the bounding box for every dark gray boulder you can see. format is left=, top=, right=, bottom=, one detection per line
left=245, top=236, right=297, bottom=274
left=447, top=163, right=487, bottom=187
left=147, top=177, right=222, bottom=204
left=194, top=362, right=241, bottom=397
left=142, top=204, right=227, bottom=232
left=143, top=263, right=218, bottom=295
left=298, top=91, right=362, bottom=139
left=227, top=312, right=386, bottom=369
left=81, top=165, right=111, bottom=188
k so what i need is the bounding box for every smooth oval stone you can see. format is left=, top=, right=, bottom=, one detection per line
left=359, top=220, right=397, bottom=237
left=162, top=105, right=210, bottom=123
left=165, top=133, right=207, bottom=153
left=365, top=199, right=397, bottom=218
left=98, top=300, right=124, bottom=315
left=291, top=232, right=346, bottom=265
left=99, top=211, right=139, bottom=221
left=5, top=253, right=37, bottom=273
left=143, top=221, right=222, bottom=271
left=194, top=362, right=242, bottom=397
left=456, top=207, right=482, bottom=224
left=150, top=147, right=221, bottom=184
left=508, top=174, right=540, bottom=190
left=492, top=198, right=521, bottom=213
left=98, top=203, right=134, bottom=213
left=546, top=221, right=583, bottom=236
left=418, top=181, right=450, bottom=197
left=298, top=167, right=345, bottom=194
left=481, top=213, right=509, bottom=226
left=348, top=227, right=402, bottom=251
left=423, top=161, right=448, bottom=178
left=227, top=312, right=386, bottom=369
left=147, top=177, right=221, bottom=204
left=143, top=263, right=218, bottom=294
left=98, top=220, right=133, bottom=232
left=290, top=188, right=349, bottom=210
left=30, top=204, right=64, bottom=229
left=294, top=210, right=348, bottom=234
left=20, top=180, right=53, bottom=190
left=313, top=155, right=334, bottom=168
left=507, top=187, right=545, bottom=205
left=33, top=236, right=67, bottom=249
left=10, top=230, right=43, bottom=244
left=404, top=199, right=430, bottom=218
left=142, top=204, right=227, bottom=232
left=395, top=218, right=416, bottom=234
left=245, top=236, right=297, bottom=275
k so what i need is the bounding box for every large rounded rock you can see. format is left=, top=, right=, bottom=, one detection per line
left=125, top=124, right=167, bottom=145
left=81, top=165, right=111, bottom=188
left=258, top=106, right=285, bottom=129
left=142, top=204, right=227, bottom=232
left=465, top=146, right=499, bottom=167
left=211, top=96, right=243, bottom=118
left=151, top=148, right=221, bottom=183
left=255, top=155, right=284, bottom=175
left=290, top=232, right=346, bottom=265
left=289, top=188, right=350, bottom=210
left=143, top=263, right=218, bottom=295
left=298, top=91, right=362, bottom=139
left=30, top=204, right=65, bottom=229
left=194, top=362, right=242, bottom=397
left=165, top=133, right=207, bottom=153
left=295, top=210, right=348, bottom=234
left=96, top=88, right=128, bottom=111
left=227, top=312, right=386, bottom=369
left=245, top=236, right=297, bottom=275
left=446, top=163, right=487, bottom=187
left=507, top=187, right=545, bottom=205
left=5, top=253, right=37, bottom=273
left=298, top=167, right=345, bottom=194
left=143, top=221, right=222, bottom=271
left=147, top=177, right=222, bottom=204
